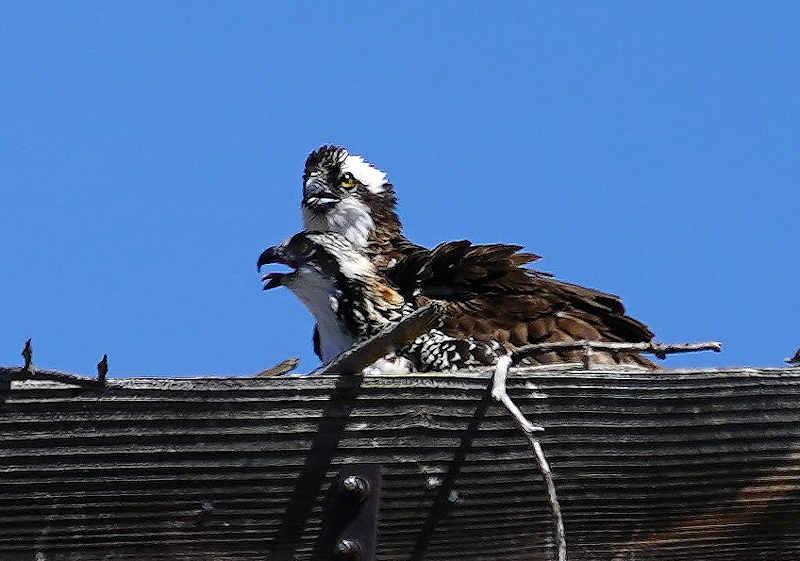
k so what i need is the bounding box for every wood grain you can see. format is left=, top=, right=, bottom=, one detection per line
left=0, top=367, right=798, bottom=560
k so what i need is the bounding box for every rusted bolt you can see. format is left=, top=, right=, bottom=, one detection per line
left=334, top=538, right=362, bottom=559
left=447, top=489, right=461, bottom=504
left=341, top=475, right=369, bottom=500
left=196, top=501, right=214, bottom=527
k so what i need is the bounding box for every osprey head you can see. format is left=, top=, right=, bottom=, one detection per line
left=258, top=231, right=407, bottom=360
left=257, top=231, right=376, bottom=293
left=301, top=145, right=401, bottom=249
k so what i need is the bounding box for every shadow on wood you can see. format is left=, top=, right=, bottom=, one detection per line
left=269, top=375, right=364, bottom=560
left=0, top=367, right=799, bottom=560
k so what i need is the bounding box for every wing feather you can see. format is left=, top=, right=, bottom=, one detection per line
left=386, top=239, right=656, bottom=368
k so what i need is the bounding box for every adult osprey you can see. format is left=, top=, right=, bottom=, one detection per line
left=258, top=232, right=507, bottom=373
left=300, top=145, right=656, bottom=368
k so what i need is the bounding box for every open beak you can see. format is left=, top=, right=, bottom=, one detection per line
left=257, top=246, right=294, bottom=290
left=303, top=178, right=340, bottom=211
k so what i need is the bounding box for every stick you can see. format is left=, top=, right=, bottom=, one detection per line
left=530, top=438, right=567, bottom=561
left=97, top=354, right=108, bottom=385
left=491, top=355, right=566, bottom=561
left=0, top=367, right=105, bottom=389
left=21, top=338, right=34, bottom=373
left=255, top=358, right=300, bottom=377
left=313, top=302, right=445, bottom=375
left=512, top=340, right=722, bottom=363
left=491, top=356, right=543, bottom=433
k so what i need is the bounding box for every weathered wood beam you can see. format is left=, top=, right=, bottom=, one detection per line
left=1, top=368, right=798, bottom=561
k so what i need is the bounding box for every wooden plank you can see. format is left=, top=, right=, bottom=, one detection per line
left=1, top=368, right=799, bottom=560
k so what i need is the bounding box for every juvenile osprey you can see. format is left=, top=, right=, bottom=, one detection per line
left=257, top=232, right=506, bottom=373
left=300, top=145, right=656, bottom=368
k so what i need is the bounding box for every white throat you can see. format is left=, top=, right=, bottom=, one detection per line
left=285, top=267, right=354, bottom=362
left=302, top=198, right=375, bottom=250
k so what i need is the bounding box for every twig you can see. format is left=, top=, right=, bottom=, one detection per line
left=530, top=438, right=566, bottom=561
left=491, top=355, right=566, bottom=560
left=0, top=367, right=105, bottom=389
left=255, top=358, right=300, bottom=377
left=512, top=340, right=722, bottom=363
left=21, top=338, right=34, bottom=374
left=97, top=354, right=108, bottom=384
left=313, top=302, right=445, bottom=375
left=491, top=356, right=543, bottom=433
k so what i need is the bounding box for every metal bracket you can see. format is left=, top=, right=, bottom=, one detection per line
left=314, top=464, right=381, bottom=561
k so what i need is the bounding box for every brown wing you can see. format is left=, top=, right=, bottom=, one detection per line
left=388, top=240, right=656, bottom=368
left=389, top=240, right=542, bottom=297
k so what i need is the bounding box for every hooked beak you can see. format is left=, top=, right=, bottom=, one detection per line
left=257, top=246, right=294, bottom=290
left=303, top=178, right=340, bottom=211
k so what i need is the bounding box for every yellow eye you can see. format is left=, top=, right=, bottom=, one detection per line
left=340, top=172, right=356, bottom=189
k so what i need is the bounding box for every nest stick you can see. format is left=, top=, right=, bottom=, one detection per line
left=491, top=355, right=566, bottom=561
left=1, top=367, right=105, bottom=389
left=512, top=340, right=722, bottom=363
left=314, top=302, right=445, bottom=375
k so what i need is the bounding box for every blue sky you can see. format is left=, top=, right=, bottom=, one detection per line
left=1, top=2, right=797, bottom=376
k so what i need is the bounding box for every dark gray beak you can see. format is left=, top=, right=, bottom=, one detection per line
left=257, top=245, right=292, bottom=290
left=302, top=178, right=340, bottom=210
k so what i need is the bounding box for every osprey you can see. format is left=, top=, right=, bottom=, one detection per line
left=300, top=145, right=656, bottom=368
left=301, top=145, right=418, bottom=270
left=257, top=232, right=506, bottom=373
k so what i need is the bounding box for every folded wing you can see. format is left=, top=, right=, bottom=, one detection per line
left=388, top=240, right=656, bottom=368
